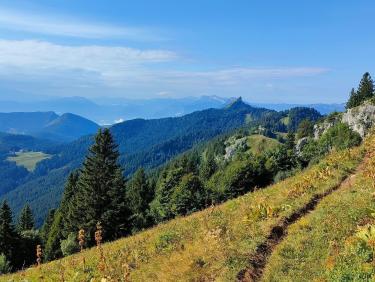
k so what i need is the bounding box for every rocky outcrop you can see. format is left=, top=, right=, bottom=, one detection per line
left=224, top=136, right=247, bottom=160
left=314, top=101, right=375, bottom=139
left=342, top=102, right=375, bottom=137
left=296, top=137, right=309, bottom=156
left=313, top=121, right=336, bottom=140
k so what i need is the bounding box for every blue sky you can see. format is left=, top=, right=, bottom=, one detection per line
left=0, top=0, right=374, bottom=103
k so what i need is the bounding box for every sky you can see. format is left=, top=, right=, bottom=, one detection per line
left=0, top=0, right=374, bottom=103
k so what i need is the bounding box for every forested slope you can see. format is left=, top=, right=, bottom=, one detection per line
left=4, top=128, right=370, bottom=281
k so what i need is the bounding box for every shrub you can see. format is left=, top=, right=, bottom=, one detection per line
left=0, top=254, right=11, bottom=274
left=60, top=233, right=79, bottom=257
left=319, top=123, right=362, bottom=151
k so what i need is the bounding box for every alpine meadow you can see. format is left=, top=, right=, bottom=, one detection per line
left=0, top=1, right=374, bottom=281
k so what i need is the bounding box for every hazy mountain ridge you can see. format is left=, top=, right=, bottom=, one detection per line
left=0, top=112, right=99, bottom=142
left=0, top=95, right=344, bottom=124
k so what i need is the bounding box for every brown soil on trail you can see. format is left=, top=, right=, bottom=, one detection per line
left=236, top=160, right=364, bottom=282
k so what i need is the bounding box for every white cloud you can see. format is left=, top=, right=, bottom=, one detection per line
left=0, top=39, right=329, bottom=99
left=0, top=39, right=176, bottom=75
left=0, top=8, right=162, bottom=40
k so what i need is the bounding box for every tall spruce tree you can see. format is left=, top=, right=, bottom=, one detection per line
left=40, top=209, right=55, bottom=244
left=60, top=171, right=79, bottom=237
left=43, top=171, right=80, bottom=260
left=0, top=201, right=18, bottom=267
left=346, top=88, right=359, bottom=109
left=126, top=168, right=153, bottom=232
left=65, top=129, right=129, bottom=244
left=17, top=204, right=34, bottom=232
left=347, top=73, right=374, bottom=108
left=357, top=72, right=374, bottom=101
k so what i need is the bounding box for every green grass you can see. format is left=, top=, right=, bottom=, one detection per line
left=2, top=141, right=366, bottom=281
left=7, top=151, right=51, bottom=172
left=246, top=134, right=280, bottom=155
left=262, top=138, right=375, bottom=281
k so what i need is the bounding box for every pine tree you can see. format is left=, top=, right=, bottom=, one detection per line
left=0, top=201, right=18, bottom=267
left=44, top=211, right=63, bottom=260
left=17, top=204, right=34, bottom=232
left=357, top=72, right=374, bottom=101
left=44, top=171, right=79, bottom=260
left=66, top=129, right=129, bottom=245
left=346, top=88, right=359, bottom=109
left=126, top=168, right=153, bottom=232
left=285, top=132, right=296, bottom=151
left=40, top=209, right=55, bottom=244
left=171, top=173, right=205, bottom=216
left=150, top=167, right=184, bottom=223
left=346, top=73, right=374, bottom=109
left=60, top=171, right=79, bottom=237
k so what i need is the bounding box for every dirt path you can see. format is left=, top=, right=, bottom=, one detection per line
left=236, top=162, right=362, bottom=282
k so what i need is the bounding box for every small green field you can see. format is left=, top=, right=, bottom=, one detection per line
left=7, top=151, right=52, bottom=172
left=246, top=134, right=280, bottom=155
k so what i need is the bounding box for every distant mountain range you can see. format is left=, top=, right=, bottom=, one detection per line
left=0, top=98, right=276, bottom=225
left=250, top=102, right=345, bottom=115
left=0, top=112, right=99, bottom=142
left=0, top=95, right=344, bottom=124
left=0, top=96, right=231, bottom=125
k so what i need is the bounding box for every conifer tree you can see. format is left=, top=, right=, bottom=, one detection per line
left=346, top=88, right=359, bottom=109
left=44, top=211, right=63, bottom=260
left=60, top=171, right=79, bottom=237
left=346, top=73, right=374, bottom=108
left=44, top=171, right=80, bottom=260
left=40, top=209, right=55, bottom=244
left=66, top=129, right=129, bottom=244
left=150, top=167, right=184, bottom=223
left=171, top=173, right=205, bottom=216
left=357, top=72, right=374, bottom=101
left=200, top=153, right=217, bottom=180
left=0, top=201, right=18, bottom=267
left=126, top=168, right=153, bottom=231
left=285, top=132, right=296, bottom=151
left=17, top=204, right=34, bottom=232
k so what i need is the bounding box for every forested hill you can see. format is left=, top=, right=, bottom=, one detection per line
left=112, top=97, right=276, bottom=172
left=0, top=98, right=275, bottom=225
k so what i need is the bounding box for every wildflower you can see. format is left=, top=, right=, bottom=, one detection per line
left=36, top=245, right=42, bottom=267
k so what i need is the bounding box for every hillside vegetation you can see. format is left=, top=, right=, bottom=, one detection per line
left=3, top=132, right=370, bottom=281
left=262, top=136, right=375, bottom=281
left=0, top=100, right=320, bottom=226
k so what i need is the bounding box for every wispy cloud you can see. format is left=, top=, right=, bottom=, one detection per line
left=0, top=8, right=163, bottom=40
left=0, top=39, right=329, bottom=99
left=0, top=39, right=176, bottom=74
left=160, top=67, right=329, bottom=86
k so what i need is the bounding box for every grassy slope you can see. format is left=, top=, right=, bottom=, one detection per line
left=262, top=136, right=375, bottom=281
left=7, top=152, right=51, bottom=172
left=246, top=134, right=280, bottom=155
left=2, top=141, right=367, bottom=281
